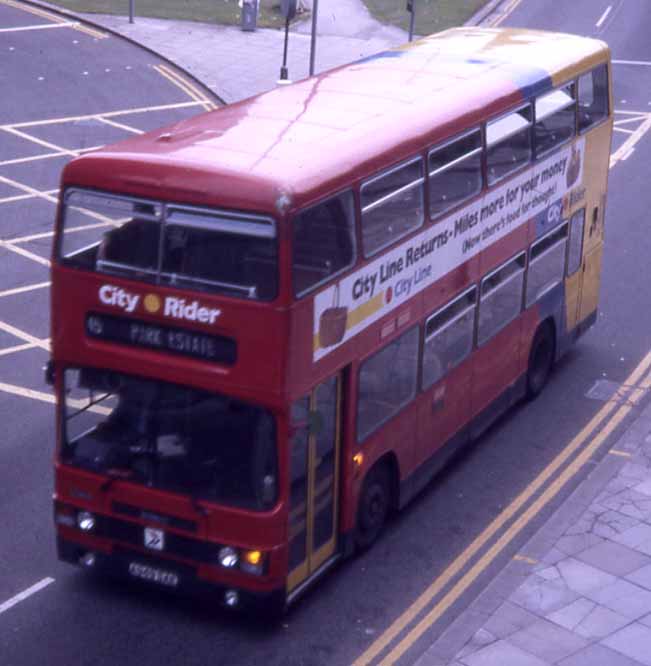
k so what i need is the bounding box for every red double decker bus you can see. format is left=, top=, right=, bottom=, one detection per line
left=50, top=27, right=612, bottom=613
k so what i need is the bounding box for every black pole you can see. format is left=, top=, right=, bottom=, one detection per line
left=129, top=0, right=134, bottom=24
left=280, top=16, right=290, bottom=80
left=408, top=0, right=415, bottom=42
left=309, top=0, right=319, bottom=76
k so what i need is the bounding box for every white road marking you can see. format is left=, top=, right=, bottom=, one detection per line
left=0, top=380, right=112, bottom=415
left=596, top=5, right=612, bottom=28
left=1, top=127, right=77, bottom=157
left=0, top=241, right=51, bottom=268
left=0, top=281, right=50, bottom=299
left=613, top=59, right=651, bottom=67
left=0, top=578, right=55, bottom=615
left=4, top=101, right=204, bottom=131
left=0, top=22, right=76, bottom=33
left=98, top=116, right=143, bottom=135
left=0, top=320, right=50, bottom=351
left=0, top=341, right=41, bottom=357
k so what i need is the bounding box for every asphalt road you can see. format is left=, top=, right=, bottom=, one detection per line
left=2, top=1, right=651, bottom=665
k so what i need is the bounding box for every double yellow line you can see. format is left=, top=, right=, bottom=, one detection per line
left=153, top=64, right=218, bottom=112
left=354, top=349, right=651, bottom=666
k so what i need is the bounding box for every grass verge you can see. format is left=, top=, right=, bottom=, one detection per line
left=361, top=0, right=488, bottom=35
left=47, top=0, right=290, bottom=29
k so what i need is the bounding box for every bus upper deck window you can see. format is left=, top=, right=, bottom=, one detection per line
left=361, top=158, right=425, bottom=257
left=486, top=105, right=532, bottom=186
left=578, top=64, right=609, bottom=132
left=292, top=191, right=356, bottom=298
left=534, top=85, right=576, bottom=157
left=428, top=129, right=482, bottom=220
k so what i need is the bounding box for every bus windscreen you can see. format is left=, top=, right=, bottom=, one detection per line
left=62, top=367, right=278, bottom=511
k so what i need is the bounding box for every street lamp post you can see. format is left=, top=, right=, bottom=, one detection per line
left=279, top=0, right=297, bottom=81
left=309, top=0, right=319, bottom=76
left=407, top=0, right=415, bottom=42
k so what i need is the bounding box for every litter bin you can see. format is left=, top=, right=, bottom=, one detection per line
left=241, top=0, right=258, bottom=31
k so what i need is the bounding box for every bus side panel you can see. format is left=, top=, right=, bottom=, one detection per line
left=417, top=362, right=472, bottom=470
left=470, top=319, right=522, bottom=428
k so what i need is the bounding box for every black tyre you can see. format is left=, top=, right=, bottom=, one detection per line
left=355, top=463, right=391, bottom=551
left=526, top=323, right=555, bottom=399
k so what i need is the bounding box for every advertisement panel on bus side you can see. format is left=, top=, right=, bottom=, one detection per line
left=313, top=138, right=585, bottom=361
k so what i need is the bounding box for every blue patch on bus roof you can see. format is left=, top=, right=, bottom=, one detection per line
left=503, top=64, right=553, bottom=101
left=353, top=51, right=405, bottom=65
left=352, top=48, right=553, bottom=101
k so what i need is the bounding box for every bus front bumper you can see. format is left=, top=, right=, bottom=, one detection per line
left=57, top=535, right=286, bottom=614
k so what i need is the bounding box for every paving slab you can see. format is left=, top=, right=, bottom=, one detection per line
left=557, top=643, right=647, bottom=666
left=507, top=617, right=589, bottom=662
left=459, top=640, right=549, bottom=666
left=602, top=622, right=651, bottom=666
left=576, top=540, right=651, bottom=576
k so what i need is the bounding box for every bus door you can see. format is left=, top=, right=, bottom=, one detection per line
left=287, top=374, right=342, bottom=593
left=578, top=202, right=605, bottom=324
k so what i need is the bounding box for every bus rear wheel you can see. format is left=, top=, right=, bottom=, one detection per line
left=355, top=463, right=391, bottom=551
left=526, top=323, right=555, bottom=399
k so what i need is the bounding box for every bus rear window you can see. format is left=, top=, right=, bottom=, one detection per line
left=59, top=189, right=278, bottom=301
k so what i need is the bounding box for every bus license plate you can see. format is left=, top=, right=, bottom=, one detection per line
left=128, top=561, right=179, bottom=588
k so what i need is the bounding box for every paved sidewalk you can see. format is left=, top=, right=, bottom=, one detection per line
left=74, top=1, right=408, bottom=103
left=417, top=400, right=651, bottom=666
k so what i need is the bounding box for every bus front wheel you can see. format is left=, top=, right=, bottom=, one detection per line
left=355, top=463, right=390, bottom=551
left=526, top=322, right=555, bottom=399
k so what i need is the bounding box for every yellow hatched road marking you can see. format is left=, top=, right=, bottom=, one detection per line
left=354, top=350, right=651, bottom=666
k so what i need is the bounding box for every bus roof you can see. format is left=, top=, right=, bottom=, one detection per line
left=63, top=27, right=609, bottom=215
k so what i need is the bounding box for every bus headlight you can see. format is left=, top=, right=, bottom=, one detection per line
left=77, top=511, right=95, bottom=532
left=218, top=546, right=239, bottom=568
left=240, top=550, right=265, bottom=576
